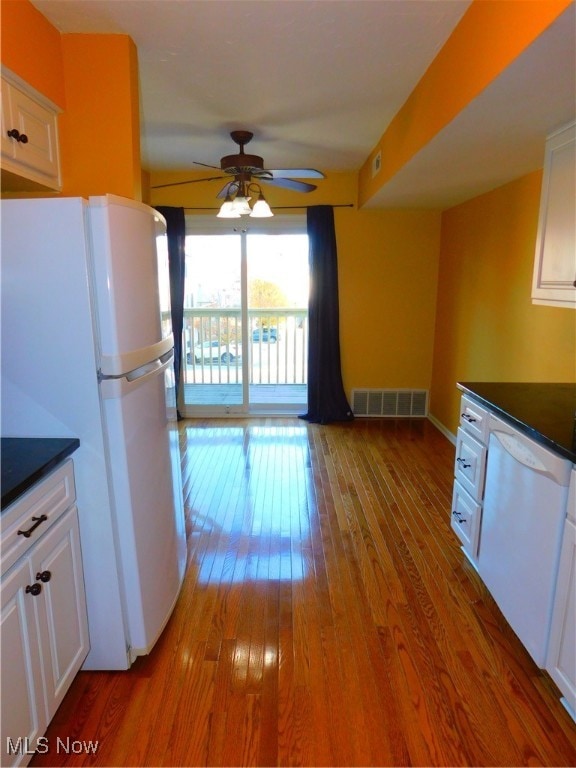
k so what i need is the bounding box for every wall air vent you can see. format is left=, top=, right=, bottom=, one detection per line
left=351, top=389, right=428, bottom=418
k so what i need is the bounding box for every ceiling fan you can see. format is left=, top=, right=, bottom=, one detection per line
left=151, top=130, right=325, bottom=198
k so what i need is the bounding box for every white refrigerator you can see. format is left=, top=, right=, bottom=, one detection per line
left=1, top=195, right=187, bottom=670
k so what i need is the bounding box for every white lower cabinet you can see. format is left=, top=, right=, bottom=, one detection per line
left=1, top=461, right=89, bottom=767
left=1, top=551, right=46, bottom=765
left=452, top=392, right=576, bottom=719
left=546, top=470, right=576, bottom=720
left=451, top=395, right=489, bottom=562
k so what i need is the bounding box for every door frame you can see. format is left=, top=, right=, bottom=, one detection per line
left=181, top=214, right=308, bottom=417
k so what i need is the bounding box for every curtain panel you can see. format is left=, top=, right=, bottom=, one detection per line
left=155, top=206, right=186, bottom=418
left=301, top=205, right=353, bottom=424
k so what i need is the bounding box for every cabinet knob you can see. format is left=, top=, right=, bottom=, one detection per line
left=6, top=128, right=28, bottom=143
left=25, top=583, right=42, bottom=597
left=36, top=570, right=52, bottom=583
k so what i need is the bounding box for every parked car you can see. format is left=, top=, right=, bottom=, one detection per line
left=252, top=327, right=278, bottom=343
left=188, top=340, right=238, bottom=363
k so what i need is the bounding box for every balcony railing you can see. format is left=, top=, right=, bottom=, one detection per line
left=182, top=308, right=308, bottom=386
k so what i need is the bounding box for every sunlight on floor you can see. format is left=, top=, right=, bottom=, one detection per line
left=182, top=424, right=311, bottom=583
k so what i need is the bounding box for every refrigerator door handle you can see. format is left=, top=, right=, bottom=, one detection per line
left=99, top=336, right=174, bottom=378
left=125, top=350, right=173, bottom=382
left=100, top=351, right=173, bottom=400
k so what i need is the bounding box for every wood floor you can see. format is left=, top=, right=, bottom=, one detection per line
left=32, top=417, right=576, bottom=767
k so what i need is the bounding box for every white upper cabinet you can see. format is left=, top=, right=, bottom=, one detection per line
left=1, top=67, right=62, bottom=192
left=532, top=121, right=576, bottom=308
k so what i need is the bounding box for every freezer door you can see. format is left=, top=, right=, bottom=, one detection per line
left=99, top=361, right=186, bottom=658
left=87, top=195, right=172, bottom=376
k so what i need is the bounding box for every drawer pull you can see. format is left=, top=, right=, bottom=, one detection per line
left=17, top=514, right=48, bottom=538
left=36, top=570, right=52, bottom=583
left=452, top=510, right=467, bottom=524
left=25, top=583, right=42, bottom=597
left=461, top=413, right=477, bottom=423
left=456, top=457, right=471, bottom=469
left=7, top=128, right=29, bottom=143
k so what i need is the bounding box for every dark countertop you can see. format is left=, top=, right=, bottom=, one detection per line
left=457, top=382, right=576, bottom=463
left=1, top=437, right=80, bottom=510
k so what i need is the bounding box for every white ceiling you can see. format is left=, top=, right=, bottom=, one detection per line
left=30, top=0, right=576, bottom=208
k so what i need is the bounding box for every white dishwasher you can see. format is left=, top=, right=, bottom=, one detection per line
left=478, top=414, right=571, bottom=668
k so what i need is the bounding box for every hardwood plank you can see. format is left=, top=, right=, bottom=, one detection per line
left=31, top=417, right=576, bottom=767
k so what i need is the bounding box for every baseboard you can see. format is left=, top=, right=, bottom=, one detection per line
left=427, top=413, right=456, bottom=445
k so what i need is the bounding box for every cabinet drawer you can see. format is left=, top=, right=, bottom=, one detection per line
left=451, top=481, right=482, bottom=559
left=455, top=428, right=487, bottom=501
left=460, top=394, right=489, bottom=445
left=1, top=460, right=76, bottom=575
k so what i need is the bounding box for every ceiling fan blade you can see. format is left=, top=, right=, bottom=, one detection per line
left=151, top=175, right=226, bottom=189
left=260, top=177, right=317, bottom=193
left=264, top=168, right=325, bottom=179
left=193, top=160, right=222, bottom=170
left=216, top=181, right=236, bottom=199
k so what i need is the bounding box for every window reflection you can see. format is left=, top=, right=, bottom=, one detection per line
left=182, top=425, right=311, bottom=583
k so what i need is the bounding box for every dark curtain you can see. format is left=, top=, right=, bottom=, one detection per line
left=155, top=206, right=185, bottom=419
left=301, top=205, right=353, bottom=424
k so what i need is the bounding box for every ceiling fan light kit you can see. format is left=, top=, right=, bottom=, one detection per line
left=217, top=181, right=274, bottom=218
left=251, top=191, right=274, bottom=218
left=216, top=196, right=240, bottom=218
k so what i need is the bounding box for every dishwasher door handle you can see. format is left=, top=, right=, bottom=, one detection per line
left=489, top=429, right=571, bottom=486
left=491, top=430, right=546, bottom=471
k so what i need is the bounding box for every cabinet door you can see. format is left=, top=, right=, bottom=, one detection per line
left=546, top=518, right=576, bottom=717
left=0, top=558, right=47, bottom=768
left=1, top=79, right=16, bottom=160
left=0, top=72, right=61, bottom=191
left=8, top=85, right=59, bottom=180
left=31, top=506, right=90, bottom=719
left=532, top=121, right=576, bottom=308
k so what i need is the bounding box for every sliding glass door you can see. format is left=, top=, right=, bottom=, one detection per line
left=181, top=216, right=308, bottom=416
left=181, top=232, right=243, bottom=411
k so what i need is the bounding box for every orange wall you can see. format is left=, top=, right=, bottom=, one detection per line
left=430, top=170, right=576, bottom=435
left=59, top=34, right=142, bottom=199
left=1, top=0, right=65, bottom=107
left=1, top=0, right=142, bottom=199
left=359, top=0, right=573, bottom=206
left=337, top=208, right=441, bottom=394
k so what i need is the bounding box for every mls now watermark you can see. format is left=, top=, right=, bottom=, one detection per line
left=6, top=736, right=99, bottom=756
